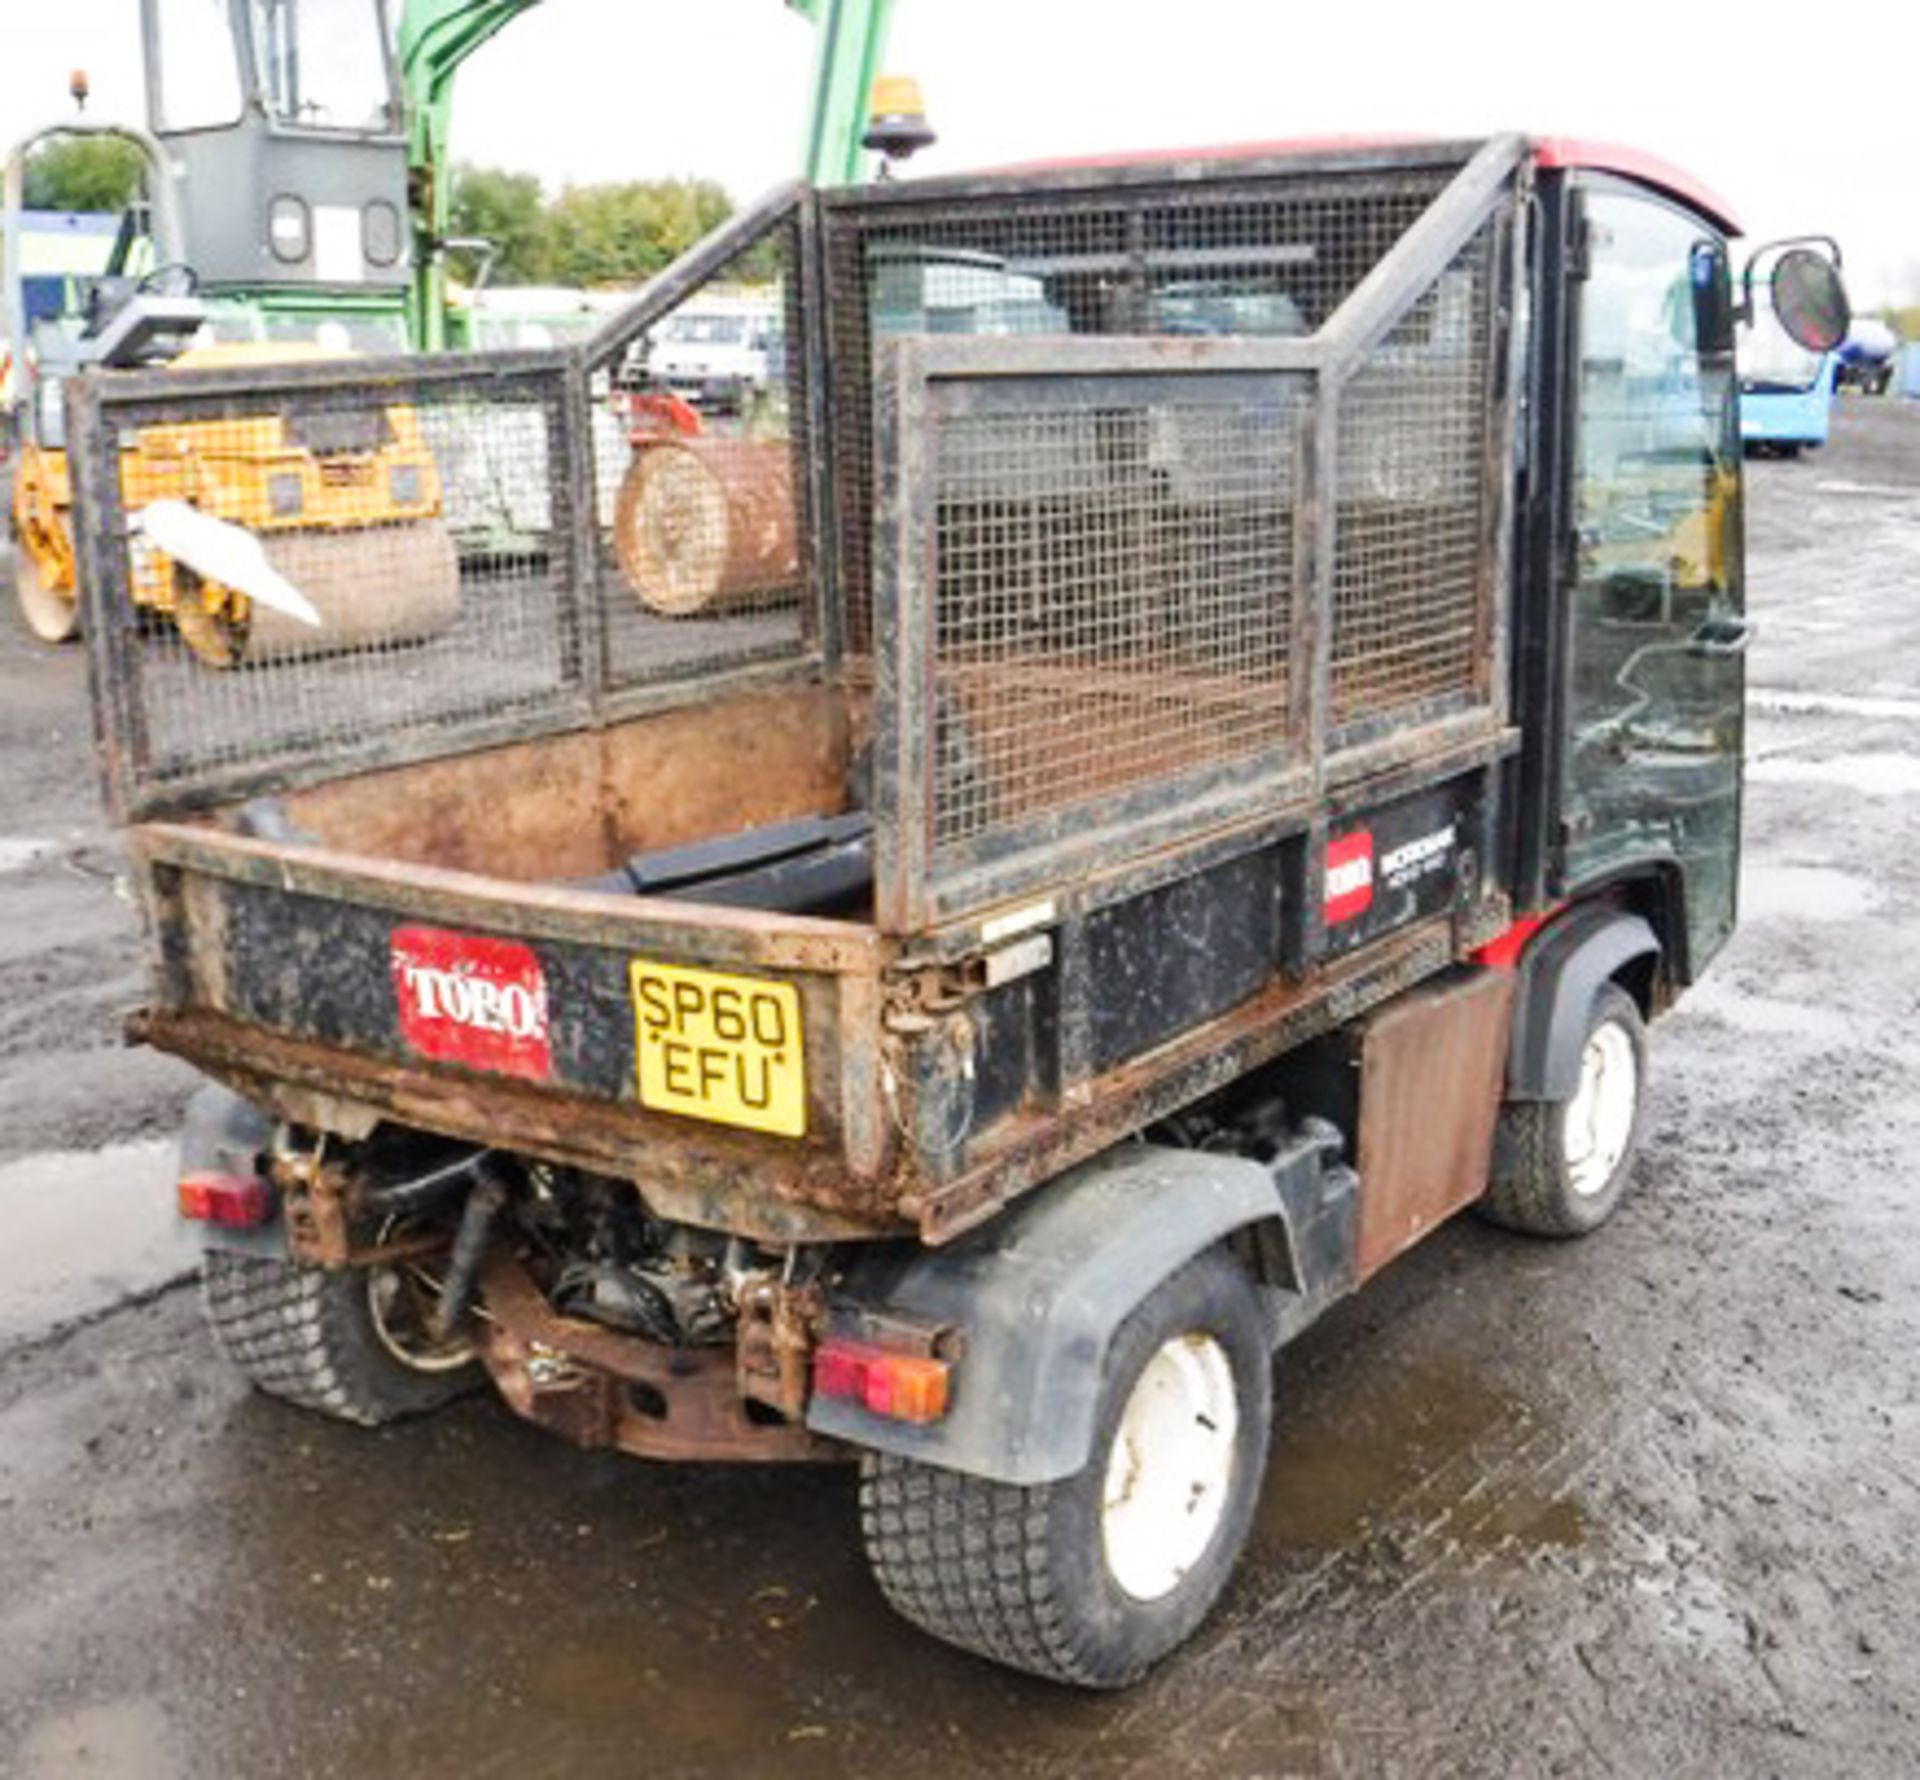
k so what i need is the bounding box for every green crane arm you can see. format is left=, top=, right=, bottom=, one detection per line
left=397, top=0, right=545, bottom=348
left=397, top=0, right=895, bottom=346
left=786, top=0, right=897, bottom=187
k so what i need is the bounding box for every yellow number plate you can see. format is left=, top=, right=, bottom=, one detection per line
left=630, top=960, right=806, bottom=1138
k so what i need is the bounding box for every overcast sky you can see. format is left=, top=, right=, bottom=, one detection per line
left=3, top=0, right=1913, bottom=305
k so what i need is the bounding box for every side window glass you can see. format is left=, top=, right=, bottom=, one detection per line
left=1574, top=193, right=1738, bottom=617
left=1566, top=189, right=1745, bottom=964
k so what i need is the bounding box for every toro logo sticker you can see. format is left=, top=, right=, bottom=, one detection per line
left=391, top=925, right=552, bottom=1081
left=1324, top=830, right=1375, bottom=925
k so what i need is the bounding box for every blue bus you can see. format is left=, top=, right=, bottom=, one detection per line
left=1738, top=308, right=1836, bottom=455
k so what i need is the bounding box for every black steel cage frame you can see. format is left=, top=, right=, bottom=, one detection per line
left=69, top=138, right=1528, bottom=943
left=855, top=135, right=1526, bottom=929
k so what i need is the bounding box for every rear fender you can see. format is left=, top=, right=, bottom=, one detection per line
left=808, top=1135, right=1355, bottom=1486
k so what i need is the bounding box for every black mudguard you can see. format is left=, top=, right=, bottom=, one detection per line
left=808, top=1133, right=1355, bottom=1486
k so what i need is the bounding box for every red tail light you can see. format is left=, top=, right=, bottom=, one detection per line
left=178, top=1171, right=273, bottom=1229
left=812, top=1337, right=952, bottom=1425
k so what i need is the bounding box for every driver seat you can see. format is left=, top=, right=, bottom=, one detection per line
left=81, top=291, right=209, bottom=370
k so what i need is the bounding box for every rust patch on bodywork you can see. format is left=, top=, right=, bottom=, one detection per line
left=476, top=1253, right=839, bottom=1464
left=280, top=681, right=851, bottom=883
left=135, top=1005, right=905, bottom=1245
left=910, top=917, right=1464, bottom=1243
left=1351, top=967, right=1512, bottom=1279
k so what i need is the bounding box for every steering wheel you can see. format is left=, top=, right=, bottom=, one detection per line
left=135, top=263, right=201, bottom=299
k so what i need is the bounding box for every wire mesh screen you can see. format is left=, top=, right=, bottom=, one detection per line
left=85, top=363, right=583, bottom=799
left=1328, top=219, right=1498, bottom=739
left=826, top=165, right=1456, bottom=655
left=585, top=216, right=813, bottom=688
left=912, top=371, right=1305, bottom=884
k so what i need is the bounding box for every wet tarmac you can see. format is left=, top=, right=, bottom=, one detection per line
left=2, top=398, right=1919, bottom=1777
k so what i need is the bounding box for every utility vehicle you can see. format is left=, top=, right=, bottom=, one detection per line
left=69, top=133, right=1844, bottom=1686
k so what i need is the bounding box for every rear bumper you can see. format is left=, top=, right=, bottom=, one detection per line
left=476, top=1251, right=838, bottom=1463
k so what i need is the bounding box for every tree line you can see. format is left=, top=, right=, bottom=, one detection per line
left=18, top=141, right=1920, bottom=329
left=448, top=165, right=737, bottom=287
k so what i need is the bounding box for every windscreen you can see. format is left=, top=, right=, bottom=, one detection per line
left=1738, top=306, right=1822, bottom=394
left=150, top=0, right=245, bottom=131
left=250, top=0, right=399, bottom=133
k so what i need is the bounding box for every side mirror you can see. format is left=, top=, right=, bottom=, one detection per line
left=1771, top=249, right=1850, bottom=354
left=1738, top=236, right=1850, bottom=354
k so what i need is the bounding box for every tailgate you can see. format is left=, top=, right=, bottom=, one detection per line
left=130, top=823, right=893, bottom=1240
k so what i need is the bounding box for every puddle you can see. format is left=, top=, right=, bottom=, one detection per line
left=1675, top=975, right=1854, bottom=1042
left=1258, top=1363, right=1585, bottom=1558
left=0, top=1139, right=192, bottom=1348
left=1814, top=479, right=1920, bottom=499
left=0, top=836, right=56, bottom=874
left=16, top=1698, right=182, bottom=1780
left=1737, top=862, right=1879, bottom=924
left=1747, top=752, right=1920, bottom=798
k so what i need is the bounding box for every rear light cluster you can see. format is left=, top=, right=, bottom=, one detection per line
left=812, top=1337, right=952, bottom=1425
left=177, top=1171, right=273, bottom=1229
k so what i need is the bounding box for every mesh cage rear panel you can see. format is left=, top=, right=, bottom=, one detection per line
left=826, top=166, right=1455, bottom=655
left=89, top=212, right=820, bottom=809
left=1329, top=219, right=1498, bottom=737
left=98, top=370, right=579, bottom=794
left=586, top=216, right=813, bottom=687
left=926, top=385, right=1302, bottom=863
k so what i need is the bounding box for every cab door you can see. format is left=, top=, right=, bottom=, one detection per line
left=1562, top=183, right=1746, bottom=972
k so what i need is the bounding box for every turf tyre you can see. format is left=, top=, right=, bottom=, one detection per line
left=1480, top=982, right=1649, bottom=1237
left=859, top=1247, right=1272, bottom=1688
left=201, top=1251, right=479, bottom=1426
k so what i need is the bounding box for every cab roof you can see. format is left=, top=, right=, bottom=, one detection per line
left=985, top=134, right=1741, bottom=237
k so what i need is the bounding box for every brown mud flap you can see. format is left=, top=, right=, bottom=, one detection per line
left=1353, top=967, right=1514, bottom=1279
left=476, top=1252, right=840, bottom=1464
left=240, top=521, right=463, bottom=660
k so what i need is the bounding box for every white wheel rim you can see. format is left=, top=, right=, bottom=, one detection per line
left=1100, top=1332, right=1239, bottom=1603
left=366, top=1260, right=475, bottom=1374
left=1564, top=1018, right=1639, bottom=1197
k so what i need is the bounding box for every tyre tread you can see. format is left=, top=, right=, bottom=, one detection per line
left=201, top=1252, right=472, bottom=1426
left=1480, top=982, right=1647, bottom=1238
left=861, top=1455, right=1098, bottom=1684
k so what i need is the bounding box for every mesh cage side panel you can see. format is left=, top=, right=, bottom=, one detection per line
left=827, top=168, right=1454, bottom=656
left=1328, top=220, right=1497, bottom=735
left=99, top=370, right=579, bottom=793
left=925, top=382, right=1302, bottom=867
left=586, top=217, right=813, bottom=686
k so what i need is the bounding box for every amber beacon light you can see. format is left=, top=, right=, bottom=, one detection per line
left=862, top=75, right=936, bottom=163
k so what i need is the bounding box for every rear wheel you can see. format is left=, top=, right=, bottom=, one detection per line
left=13, top=542, right=79, bottom=643
left=201, top=1248, right=480, bottom=1426
left=859, top=1248, right=1272, bottom=1688
left=1480, top=982, right=1648, bottom=1237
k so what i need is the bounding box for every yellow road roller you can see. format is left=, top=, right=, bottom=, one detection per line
left=5, top=125, right=459, bottom=665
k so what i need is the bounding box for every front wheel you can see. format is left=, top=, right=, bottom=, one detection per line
left=859, top=1248, right=1272, bottom=1688
left=1480, top=982, right=1649, bottom=1237
left=13, top=542, right=79, bottom=643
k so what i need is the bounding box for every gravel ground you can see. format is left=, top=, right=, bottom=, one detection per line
left=0, top=396, right=1917, bottom=1779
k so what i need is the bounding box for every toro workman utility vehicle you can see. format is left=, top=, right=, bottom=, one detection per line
left=67, top=129, right=1844, bottom=1685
